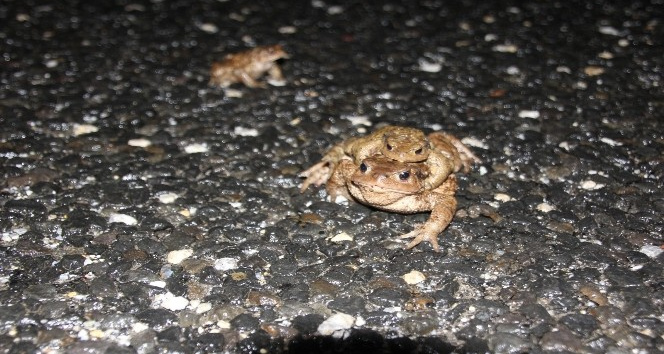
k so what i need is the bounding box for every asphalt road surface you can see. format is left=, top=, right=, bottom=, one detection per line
left=1, top=0, right=662, bottom=353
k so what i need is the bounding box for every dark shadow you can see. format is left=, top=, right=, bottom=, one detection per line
left=284, top=329, right=488, bottom=354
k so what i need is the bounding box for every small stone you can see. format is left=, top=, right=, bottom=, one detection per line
left=154, top=292, right=189, bottom=311
left=600, top=137, right=622, bottom=146
left=345, top=115, right=371, bottom=126
left=584, top=66, right=605, bottom=76
left=198, top=23, right=218, bottom=34
left=214, top=258, right=239, bottom=271
left=184, top=143, right=209, bottom=154
left=330, top=232, right=353, bottom=243
left=488, top=333, right=532, bottom=353
left=598, top=26, right=621, bottom=36
left=580, top=180, right=605, bottom=190
left=639, top=245, right=663, bottom=259
left=402, top=270, right=426, bottom=285
left=540, top=327, right=584, bottom=352
left=494, top=193, right=513, bottom=202
left=167, top=249, right=193, bottom=265
left=128, top=138, right=152, bottom=147
left=108, top=213, right=138, bottom=226
left=518, top=110, right=540, bottom=119
left=233, top=126, right=259, bottom=137
left=278, top=26, right=297, bottom=34
left=418, top=58, right=442, bottom=73
left=537, top=203, right=555, bottom=213
left=157, top=192, right=179, bottom=204
left=598, top=51, right=614, bottom=59
left=73, top=123, right=98, bottom=136
left=493, top=44, right=518, bottom=53
left=317, top=313, right=355, bottom=336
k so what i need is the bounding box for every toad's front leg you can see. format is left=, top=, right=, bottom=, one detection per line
left=399, top=175, right=458, bottom=252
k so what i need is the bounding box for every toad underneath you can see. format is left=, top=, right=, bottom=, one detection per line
left=326, top=156, right=458, bottom=252
left=209, top=44, right=288, bottom=88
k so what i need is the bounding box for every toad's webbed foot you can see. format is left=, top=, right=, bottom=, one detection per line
left=299, top=161, right=332, bottom=192
left=399, top=226, right=442, bottom=252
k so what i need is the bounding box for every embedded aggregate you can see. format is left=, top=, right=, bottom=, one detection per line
left=0, top=0, right=662, bottom=353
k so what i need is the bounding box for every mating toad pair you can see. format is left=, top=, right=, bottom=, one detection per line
left=300, top=126, right=480, bottom=252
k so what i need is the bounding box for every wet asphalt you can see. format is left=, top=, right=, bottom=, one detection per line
left=1, top=0, right=662, bottom=353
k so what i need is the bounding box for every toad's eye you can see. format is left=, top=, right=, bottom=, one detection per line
left=386, top=144, right=393, bottom=151
left=360, top=163, right=368, bottom=173
left=398, top=171, right=410, bottom=181
left=414, top=148, right=423, bottom=155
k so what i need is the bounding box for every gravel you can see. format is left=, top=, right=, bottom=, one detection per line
left=1, top=0, right=663, bottom=353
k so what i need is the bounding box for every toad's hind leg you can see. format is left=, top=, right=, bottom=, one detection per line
left=299, top=144, right=348, bottom=192
left=429, top=132, right=481, bottom=173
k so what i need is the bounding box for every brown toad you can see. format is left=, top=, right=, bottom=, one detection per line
left=300, top=125, right=479, bottom=192
left=209, top=44, right=288, bottom=88
left=326, top=156, right=458, bottom=252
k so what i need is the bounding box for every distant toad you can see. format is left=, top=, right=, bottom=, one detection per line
left=326, top=156, right=458, bottom=252
left=300, top=125, right=479, bottom=192
left=209, top=44, right=288, bottom=88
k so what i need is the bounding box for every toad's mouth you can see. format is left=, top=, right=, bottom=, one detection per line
left=351, top=180, right=420, bottom=194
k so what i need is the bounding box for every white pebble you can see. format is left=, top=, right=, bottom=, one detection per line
left=234, top=126, right=259, bottom=137
left=278, top=26, right=297, bottom=34
left=536, top=203, right=555, bottom=213
left=184, top=143, right=209, bottom=154
left=327, top=5, right=344, bottom=15
left=149, top=281, right=166, bottom=288
left=224, top=88, right=243, bottom=98
left=128, top=138, right=152, bottom=148
left=198, top=23, right=218, bottom=34
left=330, top=232, right=353, bottom=243
left=317, top=313, right=355, bottom=336
left=639, top=245, right=663, bottom=259
left=506, top=65, right=520, bottom=75
left=492, top=44, right=518, bottom=53
left=108, top=213, right=137, bottom=226
left=518, top=110, right=540, bottom=119
left=402, top=270, right=426, bottom=285
left=195, top=302, right=212, bottom=314
left=155, top=292, right=189, bottom=311
left=600, top=137, right=622, bottom=146
left=214, top=257, right=239, bottom=271
left=598, top=26, right=621, bottom=36
left=418, top=58, right=442, bottom=73
left=132, top=322, right=149, bottom=333
left=157, top=192, right=179, bottom=204
left=167, top=249, right=193, bottom=265
left=1, top=228, right=27, bottom=242
left=217, top=320, right=231, bottom=329
left=73, top=123, right=99, bottom=136
left=45, top=59, right=59, bottom=68
left=494, top=193, right=513, bottom=202
left=345, top=115, right=371, bottom=126
left=580, top=180, right=605, bottom=190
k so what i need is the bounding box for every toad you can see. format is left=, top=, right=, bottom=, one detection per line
left=300, top=125, right=479, bottom=192
left=209, top=44, right=288, bottom=88
left=326, top=156, right=458, bottom=252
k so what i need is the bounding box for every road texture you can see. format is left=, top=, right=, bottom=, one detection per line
left=1, top=0, right=662, bottom=353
